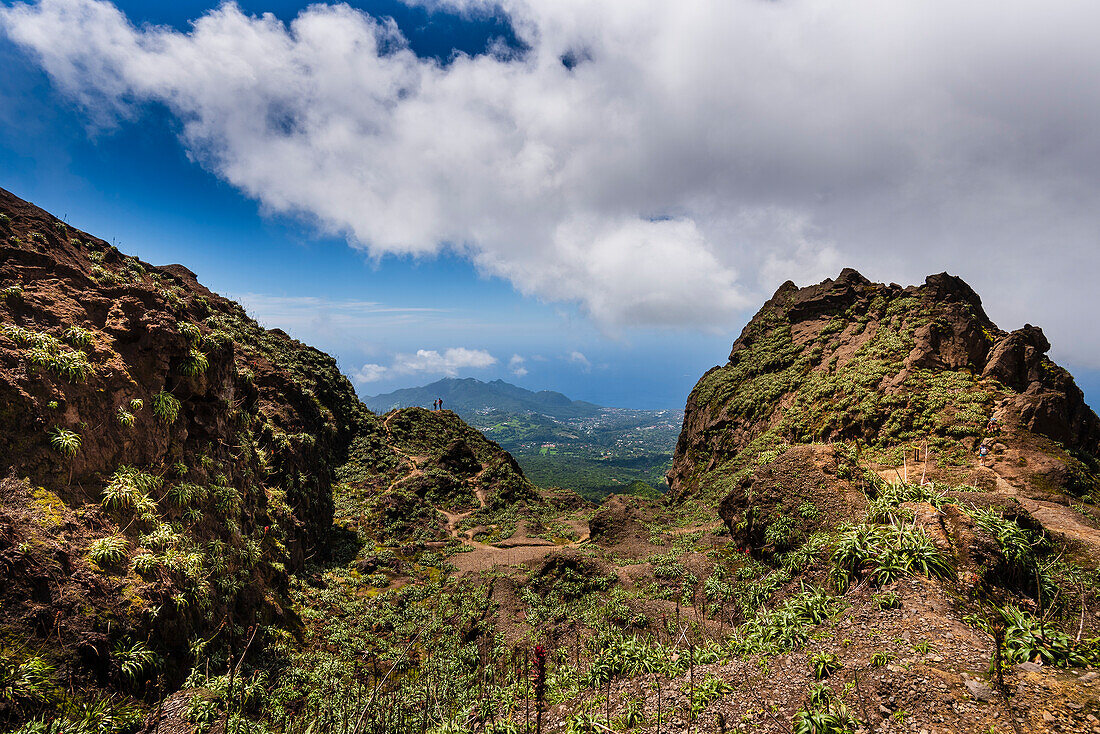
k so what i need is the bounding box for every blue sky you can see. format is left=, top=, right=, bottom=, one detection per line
left=2, top=0, right=1099, bottom=411
left=0, top=0, right=732, bottom=408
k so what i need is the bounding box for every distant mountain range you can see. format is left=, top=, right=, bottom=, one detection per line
left=364, top=377, right=604, bottom=419
left=364, top=378, right=683, bottom=500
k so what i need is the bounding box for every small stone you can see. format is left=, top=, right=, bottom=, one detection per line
left=1080, top=671, right=1099, bottom=682
left=1017, top=661, right=1043, bottom=672
left=1043, top=711, right=1055, bottom=723
left=964, top=679, right=993, bottom=702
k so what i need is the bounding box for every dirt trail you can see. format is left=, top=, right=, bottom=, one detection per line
left=444, top=511, right=592, bottom=574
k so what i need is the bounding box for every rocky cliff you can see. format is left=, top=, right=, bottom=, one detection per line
left=669, top=268, right=1100, bottom=503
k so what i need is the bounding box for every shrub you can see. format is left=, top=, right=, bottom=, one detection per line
left=131, top=553, right=160, bottom=576
left=0, top=213, right=9, bottom=225
left=793, top=702, right=857, bottom=734
left=865, top=481, right=947, bottom=523
left=63, top=326, right=93, bottom=348
left=141, top=523, right=183, bottom=551
left=117, top=407, right=136, bottom=427
left=0, top=649, right=55, bottom=706
left=129, top=398, right=143, bottom=411
left=179, top=349, right=209, bottom=376
left=966, top=507, right=1045, bottom=570
left=89, top=535, right=129, bottom=567
left=1, top=284, right=22, bottom=301
left=177, top=321, right=202, bottom=344
left=102, top=466, right=161, bottom=513
left=152, top=391, right=180, bottom=423
left=29, top=232, right=46, bottom=244
left=999, top=604, right=1099, bottom=667
left=20, top=330, right=93, bottom=382
left=49, top=427, right=81, bottom=458
left=728, top=589, right=842, bottom=658
left=113, top=639, right=159, bottom=684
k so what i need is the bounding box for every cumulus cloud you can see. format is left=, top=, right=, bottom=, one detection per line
left=353, top=363, right=389, bottom=383
left=4, top=0, right=1100, bottom=356
left=392, top=347, right=497, bottom=375
left=351, top=347, right=497, bottom=383
left=509, top=354, right=528, bottom=377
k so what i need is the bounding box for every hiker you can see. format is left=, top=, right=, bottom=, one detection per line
left=432, top=399, right=439, bottom=411
left=978, top=444, right=989, bottom=459
left=438, top=397, right=444, bottom=411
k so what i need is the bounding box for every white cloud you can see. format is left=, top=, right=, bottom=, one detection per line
left=568, top=351, right=590, bottom=370
left=352, top=347, right=497, bottom=382
left=509, top=354, right=528, bottom=377
left=5, top=0, right=1100, bottom=356
left=392, top=347, right=497, bottom=375
left=353, top=363, right=388, bottom=383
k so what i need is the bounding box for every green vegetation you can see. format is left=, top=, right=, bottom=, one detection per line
left=152, top=391, right=180, bottom=423
left=48, top=427, right=81, bottom=458
left=116, top=407, right=135, bottom=427
left=2, top=325, right=93, bottom=382
left=830, top=522, right=953, bottom=591
left=101, top=466, right=160, bottom=515
left=88, top=535, right=129, bottom=567
left=62, top=326, right=93, bottom=348
left=809, top=651, right=841, bottom=679
left=998, top=604, right=1100, bottom=668
left=179, top=348, right=209, bottom=376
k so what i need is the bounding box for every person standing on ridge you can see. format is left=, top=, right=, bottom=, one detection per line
left=438, top=397, right=444, bottom=411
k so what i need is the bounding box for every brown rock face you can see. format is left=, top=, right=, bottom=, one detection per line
left=0, top=186, right=375, bottom=687
left=669, top=269, right=1100, bottom=502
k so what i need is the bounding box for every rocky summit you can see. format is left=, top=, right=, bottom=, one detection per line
left=3, top=189, right=1100, bottom=734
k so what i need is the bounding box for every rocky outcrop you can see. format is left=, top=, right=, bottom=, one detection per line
left=669, top=269, right=1100, bottom=501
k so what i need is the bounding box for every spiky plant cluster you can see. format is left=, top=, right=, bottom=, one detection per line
left=129, top=398, right=143, bottom=411
left=0, top=213, right=10, bottom=225
left=48, top=427, right=81, bottom=458
left=830, top=522, right=953, bottom=590
left=29, top=232, right=47, bottom=244
left=63, top=326, right=93, bottom=348
left=89, top=535, right=129, bottom=567
left=102, top=466, right=161, bottom=514
left=152, top=391, right=180, bottom=424
left=113, top=640, right=160, bottom=684
left=177, top=321, right=202, bottom=344
left=3, top=325, right=93, bottom=382
left=117, top=406, right=136, bottom=427
left=179, top=349, right=209, bottom=376
left=0, top=648, right=55, bottom=706
left=1, top=284, right=22, bottom=300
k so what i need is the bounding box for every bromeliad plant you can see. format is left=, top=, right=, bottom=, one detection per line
left=998, top=604, right=1100, bottom=668
left=830, top=521, right=953, bottom=591
left=48, top=427, right=81, bottom=458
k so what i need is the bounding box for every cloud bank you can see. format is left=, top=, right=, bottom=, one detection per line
left=4, top=0, right=1100, bottom=359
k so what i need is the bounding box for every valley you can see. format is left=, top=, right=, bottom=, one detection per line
left=2, top=189, right=1100, bottom=734
left=367, top=379, right=684, bottom=500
